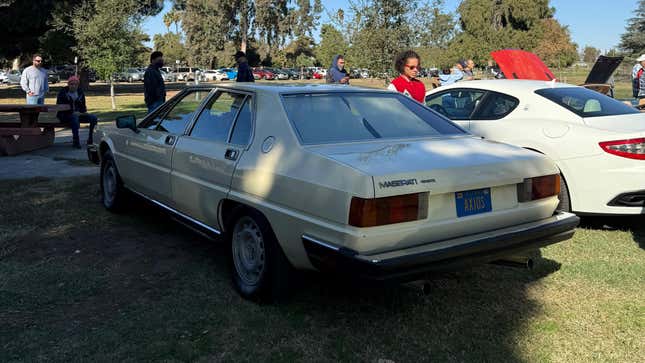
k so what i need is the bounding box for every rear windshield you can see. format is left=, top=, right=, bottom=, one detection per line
left=535, top=87, right=639, bottom=118
left=282, top=92, right=465, bottom=144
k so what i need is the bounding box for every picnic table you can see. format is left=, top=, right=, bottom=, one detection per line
left=0, top=104, right=70, bottom=156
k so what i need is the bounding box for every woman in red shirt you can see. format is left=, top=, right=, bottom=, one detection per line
left=387, top=50, right=426, bottom=103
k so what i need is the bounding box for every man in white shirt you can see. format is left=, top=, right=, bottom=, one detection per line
left=20, top=54, right=49, bottom=105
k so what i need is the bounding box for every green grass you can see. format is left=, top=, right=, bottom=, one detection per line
left=0, top=177, right=643, bottom=362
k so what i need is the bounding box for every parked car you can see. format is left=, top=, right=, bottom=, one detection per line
left=266, top=68, right=289, bottom=80
left=426, top=79, right=645, bottom=215
left=283, top=68, right=301, bottom=80
left=88, top=84, right=578, bottom=301
left=47, top=70, right=60, bottom=84
left=175, top=67, right=203, bottom=82
left=5, top=69, right=21, bottom=84
left=203, top=69, right=228, bottom=81
left=0, top=71, right=7, bottom=83
left=252, top=68, right=275, bottom=80
left=219, top=68, right=238, bottom=80
left=312, top=71, right=324, bottom=80
left=160, top=69, right=177, bottom=82
left=115, top=68, right=144, bottom=82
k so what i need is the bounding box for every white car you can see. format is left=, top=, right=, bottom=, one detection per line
left=426, top=80, right=645, bottom=215
left=203, top=69, right=228, bottom=81
left=88, top=84, right=578, bottom=300
left=0, top=71, right=7, bottom=83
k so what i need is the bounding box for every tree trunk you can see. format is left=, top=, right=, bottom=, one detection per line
left=110, top=78, right=116, bottom=110
left=79, top=68, right=90, bottom=91
left=11, top=57, right=20, bottom=70
left=240, top=1, right=249, bottom=53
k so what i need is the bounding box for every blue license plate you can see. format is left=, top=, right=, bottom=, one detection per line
left=455, top=188, right=492, bottom=217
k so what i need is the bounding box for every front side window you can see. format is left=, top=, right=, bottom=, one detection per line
left=282, top=92, right=465, bottom=144
left=190, top=91, right=248, bottom=142
left=157, top=90, right=210, bottom=134
left=535, top=87, right=639, bottom=118
left=425, top=90, right=485, bottom=120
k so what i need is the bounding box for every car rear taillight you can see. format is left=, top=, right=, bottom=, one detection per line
left=517, top=174, right=560, bottom=202
left=349, top=193, right=428, bottom=227
left=599, top=138, right=645, bottom=160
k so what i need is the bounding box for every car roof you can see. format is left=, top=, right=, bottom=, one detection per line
left=428, top=79, right=579, bottom=96
left=213, top=83, right=387, bottom=95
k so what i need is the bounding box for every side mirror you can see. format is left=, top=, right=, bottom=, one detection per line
left=116, top=115, right=138, bottom=133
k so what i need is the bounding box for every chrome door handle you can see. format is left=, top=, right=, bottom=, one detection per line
left=224, top=148, right=238, bottom=161
left=165, top=135, right=176, bottom=145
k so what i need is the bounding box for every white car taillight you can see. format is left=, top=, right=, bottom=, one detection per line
left=599, top=138, right=645, bottom=160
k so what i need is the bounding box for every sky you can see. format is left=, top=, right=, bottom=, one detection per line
left=142, top=0, right=638, bottom=52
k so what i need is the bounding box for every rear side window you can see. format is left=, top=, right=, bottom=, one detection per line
left=535, top=87, right=639, bottom=117
left=472, top=92, right=519, bottom=120
left=425, top=90, right=485, bottom=120
left=190, top=91, right=247, bottom=142
left=282, top=92, right=465, bottom=144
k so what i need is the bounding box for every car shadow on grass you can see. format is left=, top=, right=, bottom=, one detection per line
left=579, top=215, right=645, bottom=250
left=0, top=176, right=561, bottom=362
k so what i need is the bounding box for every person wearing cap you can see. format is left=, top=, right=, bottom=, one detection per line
left=56, top=76, right=98, bottom=148
left=632, top=54, right=645, bottom=99
left=235, top=51, right=254, bottom=82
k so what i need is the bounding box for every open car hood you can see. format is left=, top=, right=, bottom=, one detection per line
left=491, top=49, right=556, bottom=81
left=583, top=55, right=623, bottom=84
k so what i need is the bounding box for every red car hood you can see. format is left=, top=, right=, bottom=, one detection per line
left=491, top=50, right=556, bottom=81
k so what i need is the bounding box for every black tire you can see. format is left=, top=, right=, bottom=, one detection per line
left=100, top=150, right=127, bottom=212
left=228, top=208, right=293, bottom=302
left=557, top=174, right=571, bottom=212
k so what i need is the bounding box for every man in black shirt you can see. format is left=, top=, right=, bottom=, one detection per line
left=144, top=51, right=166, bottom=113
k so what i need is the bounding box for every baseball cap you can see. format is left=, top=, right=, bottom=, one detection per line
left=637, top=54, right=645, bottom=62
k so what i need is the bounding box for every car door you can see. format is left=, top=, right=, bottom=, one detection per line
left=468, top=91, right=521, bottom=140
left=425, top=89, right=486, bottom=130
left=170, top=89, right=254, bottom=230
left=116, top=89, right=210, bottom=204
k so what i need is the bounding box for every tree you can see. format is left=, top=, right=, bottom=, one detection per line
left=582, top=46, right=601, bottom=63
left=153, top=32, right=188, bottom=65
left=619, top=0, right=645, bottom=56
left=315, top=24, right=349, bottom=67
left=72, top=0, right=149, bottom=109
left=533, top=19, right=578, bottom=68
left=180, top=0, right=321, bottom=66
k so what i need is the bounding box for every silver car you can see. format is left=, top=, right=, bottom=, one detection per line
left=88, top=84, right=579, bottom=301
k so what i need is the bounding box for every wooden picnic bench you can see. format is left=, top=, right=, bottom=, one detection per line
left=0, top=104, right=71, bottom=156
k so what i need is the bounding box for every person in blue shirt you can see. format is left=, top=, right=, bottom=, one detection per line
left=327, top=55, right=350, bottom=84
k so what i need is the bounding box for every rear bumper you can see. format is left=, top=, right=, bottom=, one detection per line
left=303, top=211, right=579, bottom=282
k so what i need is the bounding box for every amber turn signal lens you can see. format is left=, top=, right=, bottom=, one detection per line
left=518, top=174, right=560, bottom=202
left=349, top=193, right=424, bottom=227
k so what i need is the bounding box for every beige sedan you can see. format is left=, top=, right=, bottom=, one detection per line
left=88, top=84, right=579, bottom=301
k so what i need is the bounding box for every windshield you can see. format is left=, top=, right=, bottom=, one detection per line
left=535, top=87, right=639, bottom=118
left=282, top=92, right=466, bottom=144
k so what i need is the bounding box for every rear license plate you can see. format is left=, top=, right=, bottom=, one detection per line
left=455, top=188, right=492, bottom=217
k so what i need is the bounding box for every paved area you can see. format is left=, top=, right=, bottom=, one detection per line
left=0, top=127, right=99, bottom=180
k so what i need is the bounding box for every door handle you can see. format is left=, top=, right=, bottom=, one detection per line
left=224, top=148, right=238, bottom=161
left=165, top=135, right=176, bottom=145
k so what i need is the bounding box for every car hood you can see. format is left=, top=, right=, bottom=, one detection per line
left=307, top=137, right=557, bottom=198
left=584, top=56, right=623, bottom=85
left=491, top=49, right=556, bottom=81
left=583, top=113, right=645, bottom=133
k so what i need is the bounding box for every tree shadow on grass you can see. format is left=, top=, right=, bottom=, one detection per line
left=0, top=176, right=562, bottom=362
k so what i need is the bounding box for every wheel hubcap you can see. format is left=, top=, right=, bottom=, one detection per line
left=232, top=217, right=266, bottom=286
left=103, top=164, right=117, bottom=205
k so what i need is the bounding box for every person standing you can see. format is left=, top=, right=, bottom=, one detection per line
left=327, top=55, right=350, bottom=84
left=235, top=51, right=255, bottom=82
left=464, top=59, right=476, bottom=80
left=56, top=76, right=98, bottom=148
left=20, top=54, right=49, bottom=105
left=387, top=50, right=426, bottom=103
left=144, top=51, right=166, bottom=113
left=631, top=54, right=645, bottom=98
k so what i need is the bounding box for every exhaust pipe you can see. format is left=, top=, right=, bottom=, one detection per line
left=491, top=256, right=534, bottom=269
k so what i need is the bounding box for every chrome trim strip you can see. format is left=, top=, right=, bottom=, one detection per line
left=302, top=235, right=340, bottom=251
left=129, top=189, right=221, bottom=235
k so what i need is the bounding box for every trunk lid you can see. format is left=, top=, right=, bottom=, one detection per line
left=307, top=136, right=557, bottom=198
left=491, top=49, right=556, bottom=81
left=583, top=113, right=645, bottom=133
